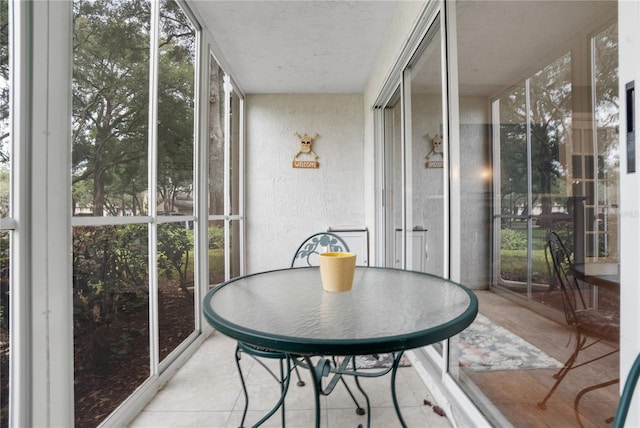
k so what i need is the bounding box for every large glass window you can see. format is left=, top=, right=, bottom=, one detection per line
left=229, top=90, right=242, bottom=279
left=208, top=58, right=225, bottom=284
left=446, top=2, right=619, bottom=426
left=208, top=57, right=243, bottom=286
left=72, top=225, right=150, bottom=426
left=72, top=0, right=150, bottom=217
left=0, top=1, right=9, bottom=424
left=156, top=0, right=197, bottom=364
left=0, top=0, right=245, bottom=424
left=72, top=1, right=152, bottom=424
left=72, top=0, right=199, bottom=424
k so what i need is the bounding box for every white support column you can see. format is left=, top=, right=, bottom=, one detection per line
left=28, top=0, right=74, bottom=426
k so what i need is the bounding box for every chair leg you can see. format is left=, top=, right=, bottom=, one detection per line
left=340, top=376, right=366, bottom=416
left=537, top=334, right=584, bottom=409
left=293, top=364, right=306, bottom=387
left=333, top=356, right=366, bottom=416
left=390, top=352, right=407, bottom=428
left=573, top=377, right=619, bottom=428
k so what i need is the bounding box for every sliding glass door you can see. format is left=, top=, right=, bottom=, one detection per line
left=383, top=14, right=446, bottom=278
left=445, top=1, right=620, bottom=425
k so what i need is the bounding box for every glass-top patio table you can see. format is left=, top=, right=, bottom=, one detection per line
left=203, top=266, right=478, bottom=427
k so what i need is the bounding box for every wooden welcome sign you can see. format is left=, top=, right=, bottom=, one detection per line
left=293, top=132, right=320, bottom=169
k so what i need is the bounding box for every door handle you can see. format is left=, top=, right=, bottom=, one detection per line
left=626, top=81, right=635, bottom=173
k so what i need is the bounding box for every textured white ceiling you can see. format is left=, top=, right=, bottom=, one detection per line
left=190, top=0, right=399, bottom=94
left=190, top=1, right=616, bottom=96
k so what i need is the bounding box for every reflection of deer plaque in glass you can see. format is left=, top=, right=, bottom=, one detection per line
left=292, top=132, right=320, bottom=168
left=425, top=134, right=444, bottom=168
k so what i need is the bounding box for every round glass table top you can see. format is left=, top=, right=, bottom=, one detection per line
left=203, top=266, right=478, bottom=355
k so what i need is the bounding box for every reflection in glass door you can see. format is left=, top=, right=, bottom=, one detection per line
left=407, top=19, right=445, bottom=276
left=495, top=49, right=576, bottom=306
left=446, top=2, right=619, bottom=425
left=494, top=25, right=619, bottom=315
left=380, top=15, right=446, bottom=358
left=495, top=51, right=578, bottom=307
left=384, top=15, right=445, bottom=277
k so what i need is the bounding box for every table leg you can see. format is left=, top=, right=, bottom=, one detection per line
left=390, top=351, right=407, bottom=428
left=235, top=345, right=250, bottom=428
left=303, top=355, right=323, bottom=428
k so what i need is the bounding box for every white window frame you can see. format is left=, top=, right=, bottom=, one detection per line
left=205, top=52, right=246, bottom=284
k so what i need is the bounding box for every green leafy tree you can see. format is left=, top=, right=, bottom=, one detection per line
left=73, top=225, right=149, bottom=368
left=500, top=53, right=572, bottom=227
left=209, top=61, right=225, bottom=216
left=155, top=0, right=195, bottom=213
left=157, top=224, right=193, bottom=295
left=73, top=0, right=197, bottom=216
left=72, top=0, right=151, bottom=216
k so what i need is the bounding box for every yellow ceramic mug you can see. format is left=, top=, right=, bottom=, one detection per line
left=318, top=252, right=357, bottom=292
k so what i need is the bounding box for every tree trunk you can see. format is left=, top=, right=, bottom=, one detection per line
left=209, top=63, right=224, bottom=216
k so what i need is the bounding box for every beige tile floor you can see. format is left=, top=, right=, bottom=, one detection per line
left=129, top=332, right=453, bottom=428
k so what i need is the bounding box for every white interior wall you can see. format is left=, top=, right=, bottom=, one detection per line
left=245, top=94, right=365, bottom=272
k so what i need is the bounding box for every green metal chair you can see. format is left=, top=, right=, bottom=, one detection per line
left=235, top=232, right=364, bottom=427
left=290, top=231, right=349, bottom=267
left=613, top=352, right=640, bottom=428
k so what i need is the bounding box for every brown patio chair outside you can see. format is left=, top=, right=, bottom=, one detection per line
left=538, top=231, right=619, bottom=427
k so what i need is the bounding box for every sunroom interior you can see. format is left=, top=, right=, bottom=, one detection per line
left=2, top=0, right=640, bottom=427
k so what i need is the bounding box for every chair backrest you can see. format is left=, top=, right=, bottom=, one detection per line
left=290, top=232, right=350, bottom=268
left=613, top=352, right=640, bottom=428
left=547, top=231, right=588, bottom=326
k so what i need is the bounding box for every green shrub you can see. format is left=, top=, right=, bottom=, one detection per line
left=208, top=225, right=224, bottom=249
left=501, top=228, right=528, bottom=250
